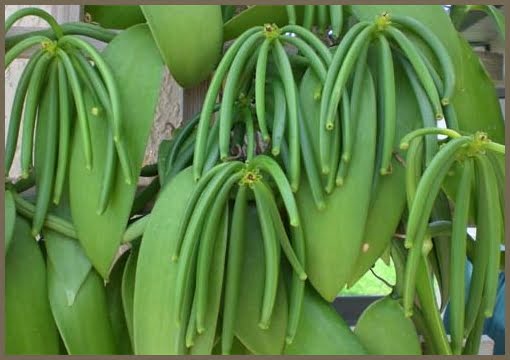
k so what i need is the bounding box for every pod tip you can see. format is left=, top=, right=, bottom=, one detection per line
left=321, top=166, right=330, bottom=175
left=285, top=336, right=294, bottom=345
left=317, top=201, right=326, bottom=211
left=326, top=122, right=334, bottom=131
left=258, top=322, right=269, bottom=330
left=404, top=309, right=413, bottom=318
left=441, top=98, right=449, bottom=106
left=299, top=273, right=307, bottom=281
left=171, top=254, right=178, bottom=262
left=197, top=326, right=205, bottom=334
left=435, top=112, right=444, bottom=121
left=271, top=148, right=280, bottom=156
left=336, top=178, right=344, bottom=187
left=342, top=153, right=350, bottom=163
left=290, top=219, right=299, bottom=227
left=400, top=142, right=409, bottom=150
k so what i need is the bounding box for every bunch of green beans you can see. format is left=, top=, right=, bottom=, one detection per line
left=319, top=11, right=456, bottom=181
left=400, top=128, right=505, bottom=355
left=5, top=8, right=132, bottom=229
left=172, top=155, right=306, bottom=354
left=286, top=5, right=344, bottom=38
left=192, top=22, right=332, bottom=195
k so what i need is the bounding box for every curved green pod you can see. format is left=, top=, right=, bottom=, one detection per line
left=354, top=297, right=422, bottom=355
left=295, top=67, right=377, bottom=301
left=69, top=24, right=164, bottom=279
left=142, top=5, right=223, bottom=88
left=122, top=246, right=139, bottom=346
left=5, top=189, right=15, bottom=252
left=234, top=205, right=288, bottom=355
left=6, top=217, right=60, bottom=354
left=84, top=6, right=145, bottom=30
left=284, top=286, right=367, bottom=355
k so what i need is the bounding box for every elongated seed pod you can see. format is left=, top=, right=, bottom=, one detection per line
left=251, top=180, right=280, bottom=330
left=449, top=159, right=473, bottom=355
left=52, top=59, right=71, bottom=204
left=57, top=35, right=133, bottom=184
left=56, top=48, right=93, bottom=170
left=167, top=105, right=219, bottom=175
left=443, top=102, right=460, bottom=131
left=404, top=137, right=424, bottom=211
left=20, top=52, right=53, bottom=178
left=317, top=5, right=327, bottom=34
left=319, top=21, right=370, bottom=130
left=416, top=49, right=444, bottom=96
left=286, top=5, right=297, bottom=25
left=279, top=34, right=327, bottom=82
left=243, top=107, right=255, bottom=162
left=221, top=186, right=248, bottom=354
left=185, top=296, right=198, bottom=348
left=5, top=35, right=51, bottom=68
left=195, top=174, right=242, bottom=334
left=329, top=5, right=343, bottom=38
left=463, top=297, right=487, bottom=355
left=464, top=161, right=490, bottom=337
left=324, top=25, right=375, bottom=130
left=336, top=43, right=369, bottom=186
left=376, top=33, right=396, bottom=175
left=260, top=180, right=305, bottom=344
left=173, top=167, right=237, bottom=325
left=403, top=136, right=472, bottom=316
left=325, top=108, right=340, bottom=193
left=391, top=14, right=455, bottom=105
left=321, top=27, right=374, bottom=175
left=287, top=221, right=306, bottom=344
left=384, top=26, right=443, bottom=119
left=476, top=155, right=502, bottom=318
left=174, top=161, right=243, bottom=261
left=5, top=7, right=63, bottom=38
left=194, top=26, right=263, bottom=180
left=400, top=127, right=461, bottom=149
left=6, top=49, right=44, bottom=176
left=339, top=88, right=352, bottom=164
left=255, top=38, right=272, bottom=141
left=32, top=59, right=59, bottom=236
left=270, top=78, right=287, bottom=156
left=68, top=51, right=102, bottom=114
left=297, top=96, right=326, bottom=209
left=220, top=32, right=263, bottom=160
left=280, top=25, right=332, bottom=65
left=398, top=55, right=439, bottom=167
left=272, top=39, right=300, bottom=191
left=302, top=5, right=315, bottom=30
left=247, top=155, right=300, bottom=227
left=258, top=181, right=306, bottom=279
left=97, top=131, right=117, bottom=214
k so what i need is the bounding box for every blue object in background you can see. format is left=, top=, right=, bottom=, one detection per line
left=443, top=261, right=505, bottom=355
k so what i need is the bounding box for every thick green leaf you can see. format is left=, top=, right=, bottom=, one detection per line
left=133, top=167, right=196, bottom=354
left=142, top=5, right=223, bottom=88
left=6, top=217, right=60, bottom=354
left=5, top=189, right=15, bottom=252
left=106, top=250, right=133, bottom=354
left=234, top=205, right=288, bottom=355
left=354, top=297, right=421, bottom=355
left=284, top=286, right=367, bottom=355
left=48, top=251, right=117, bottom=354
left=122, top=246, right=138, bottom=345
left=84, top=5, right=145, bottom=30
left=45, top=229, right=92, bottom=307
left=69, top=24, right=164, bottom=279
left=223, top=6, right=305, bottom=41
